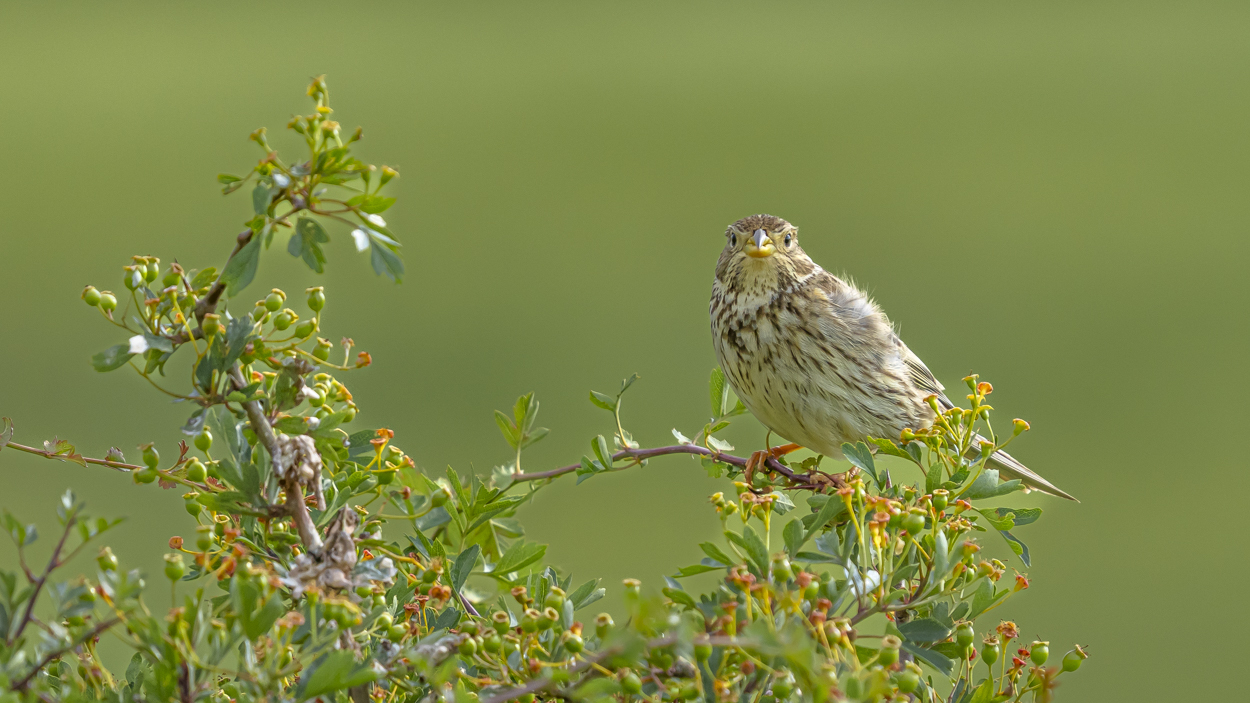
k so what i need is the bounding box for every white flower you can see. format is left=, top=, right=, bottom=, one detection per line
left=350, top=228, right=370, bottom=252
left=365, top=213, right=386, bottom=228
left=128, top=335, right=149, bottom=354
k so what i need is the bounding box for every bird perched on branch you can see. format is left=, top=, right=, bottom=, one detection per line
left=709, top=214, right=1075, bottom=500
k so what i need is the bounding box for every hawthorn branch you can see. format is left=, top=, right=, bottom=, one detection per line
left=2, top=442, right=140, bottom=473
left=512, top=445, right=850, bottom=493
left=8, top=510, right=80, bottom=647
left=229, top=364, right=323, bottom=554
left=169, top=229, right=253, bottom=345
left=10, top=618, right=120, bottom=692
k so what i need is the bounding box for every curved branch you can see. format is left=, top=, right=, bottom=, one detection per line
left=512, top=444, right=849, bottom=492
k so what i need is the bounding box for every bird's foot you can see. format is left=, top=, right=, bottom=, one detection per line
left=743, top=443, right=802, bottom=486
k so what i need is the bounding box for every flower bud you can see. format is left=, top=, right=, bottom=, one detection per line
left=82, top=286, right=102, bottom=307
left=1012, top=418, right=1030, bottom=436
left=97, top=547, right=118, bottom=572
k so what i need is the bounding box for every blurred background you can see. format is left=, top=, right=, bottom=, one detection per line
left=1, top=1, right=1246, bottom=699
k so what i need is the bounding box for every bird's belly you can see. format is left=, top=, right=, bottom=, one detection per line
left=713, top=318, right=910, bottom=458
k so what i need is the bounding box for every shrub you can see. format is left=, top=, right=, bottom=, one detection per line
left=0, top=78, right=1087, bottom=703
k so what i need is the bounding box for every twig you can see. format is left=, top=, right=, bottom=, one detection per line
left=9, top=511, right=80, bottom=646
left=3, top=442, right=140, bottom=473
left=511, top=444, right=849, bottom=493
left=10, top=618, right=120, bottom=692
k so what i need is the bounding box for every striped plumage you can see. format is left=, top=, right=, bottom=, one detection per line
left=710, top=214, right=1074, bottom=500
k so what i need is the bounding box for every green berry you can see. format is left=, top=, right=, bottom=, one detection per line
left=97, top=547, right=118, bottom=572
left=387, top=624, right=407, bottom=640
left=307, top=287, right=326, bottom=312
left=457, top=637, right=477, bottom=656
left=460, top=620, right=479, bottom=636
left=902, top=512, right=926, bottom=535
left=931, top=489, right=949, bottom=512
left=694, top=639, right=712, bottom=662
left=895, top=669, right=920, bottom=693
left=430, top=488, right=449, bottom=508
left=375, top=612, right=394, bottom=629
left=265, top=292, right=284, bottom=312
left=492, top=611, right=512, bottom=634
left=294, top=319, right=317, bottom=339
left=144, top=263, right=159, bottom=282
left=273, top=311, right=293, bottom=330
left=482, top=634, right=502, bottom=653
left=251, top=305, right=267, bottom=322
left=878, top=635, right=901, bottom=667
left=563, top=632, right=584, bottom=653
left=1062, top=647, right=1086, bottom=672
left=99, top=292, right=118, bottom=312
left=82, top=286, right=101, bottom=306
left=620, top=672, right=642, bottom=695
left=955, top=623, right=975, bottom=648
left=184, top=496, right=202, bottom=516
left=163, top=270, right=181, bottom=287
left=164, top=554, right=186, bottom=581
left=194, top=429, right=213, bottom=452
left=1030, top=641, right=1049, bottom=666
left=185, top=459, right=207, bottom=483
left=202, top=314, right=221, bottom=337
left=422, top=568, right=438, bottom=584
left=196, top=526, right=214, bottom=551
left=312, top=345, right=330, bottom=361
left=982, top=641, right=1000, bottom=665
left=772, top=676, right=794, bottom=699
left=133, top=466, right=158, bottom=484
left=142, top=445, right=160, bottom=469
left=545, top=587, right=566, bottom=610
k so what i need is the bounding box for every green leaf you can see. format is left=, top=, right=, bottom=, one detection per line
left=369, top=239, right=404, bottom=283
left=995, top=507, right=1041, bottom=527
left=298, top=650, right=378, bottom=698
left=706, top=435, right=734, bottom=452
left=221, top=233, right=262, bottom=297
left=663, top=587, right=697, bottom=609
left=897, top=618, right=953, bottom=642
left=567, top=579, right=602, bottom=610
left=709, top=367, right=729, bottom=417
left=967, top=679, right=996, bottom=703
left=868, top=437, right=921, bottom=465
left=803, top=494, right=847, bottom=543
left=451, top=545, right=480, bottom=592
left=999, top=530, right=1032, bottom=567
left=726, top=525, right=769, bottom=574
left=347, top=193, right=397, bottom=214
left=217, top=173, right=241, bottom=184
left=841, top=442, right=877, bottom=484
left=699, top=542, right=735, bottom=566
left=251, top=185, right=272, bottom=215
left=289, top=218, right=329, bottom=273
left=493, top=541, right=547, bottom=575
left=674, top=564, right=725, bottom=577
left=494, top=411, right=519, bottom=449
left=933, top=532, right=950, bottom=581
left=589, top=391, right=617, bottom=411
left=620, top=373, right=639, bottom=394
left=925, top=460, right=943, bottom=494
left=190, top=267, right=217, bottom=290
left=92, top=344, right=135, bottom=372
left=592, top=435, right=613, bottom=471
left=900, top=641, right=954, bottom=675
left=976, top=508, right=1014, bottom=531
left=782, top=519, right=804, bottom=556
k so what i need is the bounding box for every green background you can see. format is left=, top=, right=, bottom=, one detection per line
left=2, top=1, right=1246, bottom=699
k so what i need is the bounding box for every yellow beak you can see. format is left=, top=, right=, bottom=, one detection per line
left=745, top=229, right=775, bottom=258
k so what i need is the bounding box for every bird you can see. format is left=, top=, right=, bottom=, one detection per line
left=709, top=214, right=1075, bottom=500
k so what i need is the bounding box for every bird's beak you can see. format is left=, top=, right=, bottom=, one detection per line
left=745, top=228, right=775, bottom=258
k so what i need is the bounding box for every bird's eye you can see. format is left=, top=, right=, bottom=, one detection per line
left=784, top=234, right=792, bottom=246
left=729, top=233, right=737, bottom=247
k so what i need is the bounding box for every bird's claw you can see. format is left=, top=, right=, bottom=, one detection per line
left=743, top=443, right=802, bottom=487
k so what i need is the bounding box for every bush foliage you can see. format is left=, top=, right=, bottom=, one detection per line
left=0, top=79, right=1086, bottom=703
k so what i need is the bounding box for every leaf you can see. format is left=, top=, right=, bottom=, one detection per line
left=933, top=532, right=950, bottom=582
left=673, top=563, right=725, bottom=577
left=976, top=508, right=1014, bottom=531
left=347, top=193, right=397, bottom=214
left=370, top=239, right=404, bottom=283
left=671, top=429, right=691, bottom=444
left=725, top=526, right=769, bottom=574
left=925, top=460, right=943, bottom=494
left=451, top=545, right=480, bottom=592
left=288, top=218, right=330, bottom=273
left=589, top=391, right=617, bottom=411
left=706, top=435, right=734, bottom=452
left=782, top=519, right=804, bottom=556
left=251, top=185, right=272, bottom=215
left=897, top=618, right=953, bottom=643
left=567, top=579, right=602, bottom=610
left=999, top=530, right=1032, bottom=567
left=663, top=587, right=697, bottom=609
left=709, top=367, right=729, bottom=417
left=592, top=435, right=613, bottom=471
left=967, top=679, right=996, bottom=703
left=841, top=442, right=877, bottom=484
left=699, top=542, right=735, bottom=566
left=900, top=641, right=955, bottom=676
left=493, top=541, right=547, bottom=575
left=961, top=469, right=1003, bottom=500
left=0, top=417, right=13, bottom=450
left=868, top=437, right=921, bottom=465
left=994, top=507, right=1042, bottom=527
left=221, top=233, right=262, bottom=297
left=298, top=650, right=378, bottom=699
left=431, top=607, right=461, bottom=631
left=92, top=344, right=135, bottom=372
left=190, top=267, right=217, bottom=290
left=803, top=494, right=847, bottom=543
left=494, top=411, right=519, bottom=449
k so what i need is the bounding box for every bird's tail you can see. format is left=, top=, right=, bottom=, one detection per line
left=968, top=435, right=1078, bottom=502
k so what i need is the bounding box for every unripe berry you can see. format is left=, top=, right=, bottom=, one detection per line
left=1062, top=646, right=1087, bottom=672
left=771, top=675, right=794, bottom=699
left=144, top=263, right=159, bottom=282
left=251, top=305, right=267, bottom=322
left=430, top=488, right=449, bottom=508
left=196, top=525, right=214, bottom=551
left=902, top=511, right=926, bottom=535
left=133, top=467, right=158, bottom=484
left=294, top=319, right=317, bottom=339
left=307, top=287, right=326, bottom=312
left=123, top=267, right=140, bottom=290
left=620, top=671, right=642, bottom=695
left=931, top=489, right=949, bottom=512
left=482, top=633, right=502, bottom=653
left=164, top=553, right=186, bottom=581
left=202, top=314, right=222, bottom=337
left=265, top=291, right=285, bottom=312
left=163, top=270, right=181, bottom=288
left=273, top=311, right=294, bottom=330
left=1030, top=641, right=1049, bottom=666
left=82, top=286, right=101, bottom=307
left=492, top=610, right=511, bottom=634
left=955, top=623, right=975, bottom=648
left=312, top=338, right=332, bottom=361
left=982, top=637, right=1000, bottom=665
left=375, top=612, right=394, bottom=629
left=771, top=554, right=794, bottom=582
left=142, top=445, right=160, bottom=469
left=896, top=669, right=920, bottom=693
left=387, top=624, right=407, bottom=640
left=184, top=495, right=202, bottom=516
left=99, top=292, right=118, bottom=312
left=563, top=632, right=584, bottom=653
left=539, top=607, right=559, bottom=629
left=879, top=635, right=901, bottom=667
left=595, top=613, right=614, bottom=639
left=194, top=429, right=213, bottom=452
left=185, top=459, right=207, bottom=483
left=694, top=638, right=712, bottom=662
left=545, top=587, right=566, bottom=610
left=97, top=547, right=118, bottom=572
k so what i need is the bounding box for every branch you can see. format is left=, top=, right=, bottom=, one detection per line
left=228, top=365, right=323, bottom=554
left=10, top=618, right=120, bottom=692
left=512, top=445, right=849, bottom=493
left=169, top=229, right=253, bottom=344
left=9, top=511, right=79, bottom=646
left=2, top=442, right=140, bottom=473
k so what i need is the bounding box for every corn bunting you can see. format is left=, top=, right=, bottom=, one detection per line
left=710, top=214, right=1075, bottom=500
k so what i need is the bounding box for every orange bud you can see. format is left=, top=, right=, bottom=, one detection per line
left=169, top=536, right=183, bottom=550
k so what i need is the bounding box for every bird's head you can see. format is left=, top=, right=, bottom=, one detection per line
left=715, top=214, right=815, bottom=293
